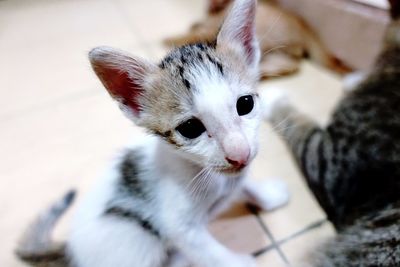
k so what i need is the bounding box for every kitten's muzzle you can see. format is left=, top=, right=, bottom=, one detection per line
left=224, top=150, right=250, bottom=173
left=225, top=157, right=248, bottom=169
left=220, top=161, right=248, bottom=174
left=221, top=132, right=251, bottom=170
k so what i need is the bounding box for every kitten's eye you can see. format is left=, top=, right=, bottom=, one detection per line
left=236, top=95, right=254, bottom=116
left=176, top=118, right=206, bottom=139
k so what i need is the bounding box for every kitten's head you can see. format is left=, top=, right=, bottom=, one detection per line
left=89, top=0, right=260, bottom=175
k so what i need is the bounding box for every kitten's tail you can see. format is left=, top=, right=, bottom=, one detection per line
left=303, top=22, right=352, bottom=75
left=15, top=190, right=76, bottom=266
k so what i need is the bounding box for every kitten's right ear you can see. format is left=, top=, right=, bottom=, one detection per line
left=89, top=46, right=156, bottom=122
left=217, top=0, right=259, bottom=72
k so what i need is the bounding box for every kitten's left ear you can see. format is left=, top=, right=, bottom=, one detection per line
left=217, top=0, right=260, bottom=71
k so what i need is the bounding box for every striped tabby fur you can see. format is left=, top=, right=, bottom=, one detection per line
left=263, top=1, right=400, bottom=266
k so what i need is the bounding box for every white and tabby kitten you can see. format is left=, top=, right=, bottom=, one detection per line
left=16, top=1, right=288, bottom=267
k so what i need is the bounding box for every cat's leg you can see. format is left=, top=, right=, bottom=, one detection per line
left=241, top=178, right=290, bottom=211
left=259, top=53, right=300, bottom=79
left=260, top=88, right=334, bottom=216
left=261, top=88, right=323, bottom=175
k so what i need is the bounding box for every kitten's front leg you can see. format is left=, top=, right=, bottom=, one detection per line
left=166, top=225, right=256, bottom=267
left=242, top=178, right=290, bottom=211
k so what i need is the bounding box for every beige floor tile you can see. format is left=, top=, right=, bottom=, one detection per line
left=257, top=249, right=289, bottom=267
left=281, top=223, right=336, bottom=266
left=114, top=0, right=206, bottom=44
left=250, top=62, right=343, bottom=240
left=210, top=203, right=271, bottom=255
left=0, top=0, right=148, bottom=120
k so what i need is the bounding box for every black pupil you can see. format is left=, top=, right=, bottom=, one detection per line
left=176, top=118, right=206, bottom=139
left=236, top=95, right=254, bottom=116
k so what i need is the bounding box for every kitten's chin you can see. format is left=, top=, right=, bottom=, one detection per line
left=218, top=165, right=249, bottom=176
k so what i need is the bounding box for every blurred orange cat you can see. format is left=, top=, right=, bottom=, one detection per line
left=165, top=0, right=351, bottom=79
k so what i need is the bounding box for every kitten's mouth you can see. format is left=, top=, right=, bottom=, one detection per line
left=219, top=164, right=247, bottom=174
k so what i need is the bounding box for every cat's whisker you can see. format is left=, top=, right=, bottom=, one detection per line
left=186, top=167, right=208, bottom=192
left=192, top=167, right=214, bottom=200
left=202, top=167, right=218, bottom=201
left=189, top=170, right=208, bottom=196
left=189, top=176, right=204, bottom=199
left=194, top=168, right=212, bottom=201
left=186, top=159, right=223, bottom=199
left=191, top=165, right=215, bottom=198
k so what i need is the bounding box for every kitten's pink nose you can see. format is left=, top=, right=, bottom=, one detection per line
left=222, top=132, right=251, bottom=169
left=225, top=156, right=249, bottom=168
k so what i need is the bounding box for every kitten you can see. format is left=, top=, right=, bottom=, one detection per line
left=15, top=1, right=289, bottom=267
left=262, top=0, right=400, bottom=265
left=164, top=0, right=351, bottom=79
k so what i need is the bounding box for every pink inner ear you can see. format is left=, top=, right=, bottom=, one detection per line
left=100, top=67, right=142, bottom=115
left=240, top=5, right=256, bottom=63
left=241, top=21, right=255, bottom=63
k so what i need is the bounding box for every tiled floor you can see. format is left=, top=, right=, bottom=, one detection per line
left=0, top=0, right=342, bottom=266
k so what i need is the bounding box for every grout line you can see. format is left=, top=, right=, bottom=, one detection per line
left=251, top=244, right=274, bottom=257
left=277, top=219, right=328, bottom=246
left=248, top=205, right=290, bottom=265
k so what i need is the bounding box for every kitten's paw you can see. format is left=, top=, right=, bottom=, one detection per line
left=259, top=88, right=289, bottom=121
left=245, top=178, right=290, bottom=211
left=259, top=178, right=290, bottom=211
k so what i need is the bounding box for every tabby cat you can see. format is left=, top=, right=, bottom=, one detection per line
left=262, top=0, right=400, bottom=265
